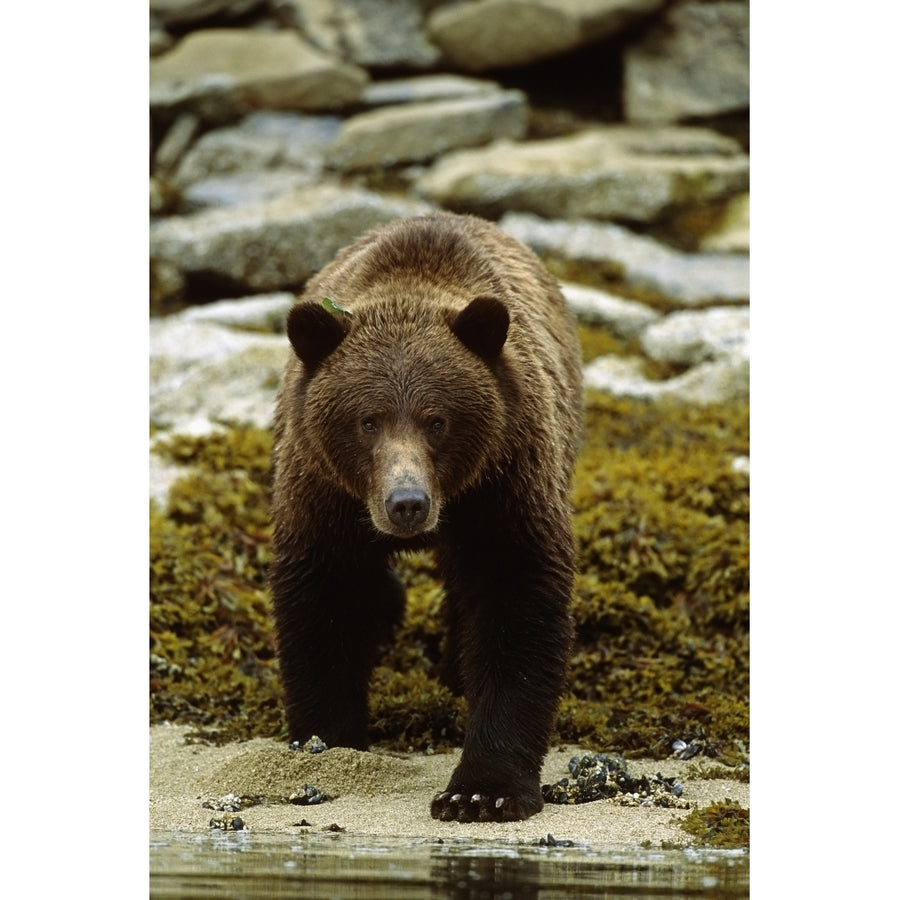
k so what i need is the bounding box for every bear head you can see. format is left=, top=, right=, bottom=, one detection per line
left=286, top=294, right=511, bottom=539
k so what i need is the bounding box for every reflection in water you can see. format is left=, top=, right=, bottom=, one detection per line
left=150, top=830, right=749, bottom=899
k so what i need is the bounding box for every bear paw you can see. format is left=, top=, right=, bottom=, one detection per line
left=430, top=790, right=543, bottom=823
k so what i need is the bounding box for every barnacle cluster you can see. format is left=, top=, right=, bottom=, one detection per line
left=542, top=753, right=689, bottom=809
left=149, top=325, right=748, bottom=764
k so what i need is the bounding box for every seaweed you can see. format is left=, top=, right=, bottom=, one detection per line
left=678, top=800, right=750, bottom=849
left=149, top=376, right=748, bottom=763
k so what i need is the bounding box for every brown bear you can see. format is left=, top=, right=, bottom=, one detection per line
left=270, top=212, right=583, bottom=823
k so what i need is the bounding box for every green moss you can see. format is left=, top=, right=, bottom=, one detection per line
left=576, top=323, right=631, bottom=364
left=150, top=379, right=749, bottom=761
left=678, top=800, right=750, bottom=849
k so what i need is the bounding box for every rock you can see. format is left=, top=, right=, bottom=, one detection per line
left=154, top=113, right=201, bottom=177
left=583, top=305, right=749, bottom=404
left=560, top=282, right=660, bottom=340
left=427, top=0, right=666, bottom=71
left=173, top=111, right=342, bottom=186
left=328, top=91, right=528, bottom=171
left=149, top=184, right=433, bottom=293
left=699, top=192, right=749, bottom=254
left=360, top=74, right=510, bottom=108
left=640, top=307, right=749, bottom=367
left=150, top=295, right=294, bottom=434
left=416, top=126, right=749, bottom=224
left=273, top=0, right=441, bottom=69
left=501, top=212, right=748, bottom=305
left=583, top=353, right=748, bottom=405
left=149, top=29, right=368, bottom=121
left=178, top=291, right=296, bottom=330
left=624, top=1, right=750, bottom=123
left=149, top=0, right=263, bottom=27
left=180, top=170, right=320, bottom=212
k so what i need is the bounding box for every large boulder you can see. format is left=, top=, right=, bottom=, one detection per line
left=172, top=111, right=342, bottom=186
left=501, top=212, right=749, bottom=305
left=427, top=0, right=666, bottom=71
left=624, top=1, right=750, bottom=123
left=328, top=91, right=529, bottom=170
left=417, top=126, right=749, bottom=224
left=149, top=29, right=368, bottom=121
left=149, top=184, right=432, bottom=293
left=150, top=294, right=293, bottom=437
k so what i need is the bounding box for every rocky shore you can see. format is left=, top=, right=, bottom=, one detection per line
left=151, top=0, right=749, bottom=504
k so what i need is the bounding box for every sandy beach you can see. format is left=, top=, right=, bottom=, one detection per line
left=150, top=723, right=748, bottom=848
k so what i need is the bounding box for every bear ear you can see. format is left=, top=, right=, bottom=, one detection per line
left=451, top=296, right=510, bottom=360
left=286, top=301, right=349, bottom=371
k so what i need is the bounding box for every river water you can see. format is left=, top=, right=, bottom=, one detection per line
left=150, top=830, right=748, bottom=898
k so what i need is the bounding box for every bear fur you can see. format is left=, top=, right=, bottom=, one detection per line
left=270, top=212, right=583, bottom=822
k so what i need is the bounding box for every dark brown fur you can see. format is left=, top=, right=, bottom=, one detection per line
left=270, top=213, right=583, bottom=822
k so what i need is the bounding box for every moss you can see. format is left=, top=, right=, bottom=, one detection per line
left=149, top=428, right=283, bottom=744
left=678, top=800, right=749, bottom=849
left=150, top=376, right=748, bottom=760
left=576, top=323, right=631, bottom=365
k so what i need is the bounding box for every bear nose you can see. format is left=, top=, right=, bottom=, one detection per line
left=386, top=488, right=430, bottom=532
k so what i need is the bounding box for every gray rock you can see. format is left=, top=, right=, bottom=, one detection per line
left=583, top=305, right=749, bottom=404
left=149, top=29, right=368, bottom=120
left=149, top=184, right=433, bottom=292
left=178, top=292, right=296, bottom=330
left=583, top=353, right=748, bottom=405
left=560, top=282, right=660, bottom=339
left=173, top=111, right=342, bottom=186
left=149, top=293, right=297, bottom=498
left=427, top=0, right=665, bottom=71
left=150, top=308, right=290, bottom=434
left=180, top=170, right=320, bottom=211
left=501, top=212, right=748, bottom=305
left=416, top=126, right=749, bottom=224
left=329, top=91, right=529, bottom=171
left=640, top=307, right=749, bottom=367
left=274, top=0, right=442, bottom=69
left=624, top=1, right=750, bottom=123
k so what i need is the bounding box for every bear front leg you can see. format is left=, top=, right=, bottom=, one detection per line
left=270, top=552, right=405, bottom=750
left=432, top=530, right=574, bottom=823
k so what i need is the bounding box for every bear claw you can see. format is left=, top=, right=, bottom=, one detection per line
left=431, top=790, right=527, bottom=823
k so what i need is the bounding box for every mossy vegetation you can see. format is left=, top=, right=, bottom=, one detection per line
left=150, top=329, right=748, bottom=770
left=678, top=800, right=750, bottom=849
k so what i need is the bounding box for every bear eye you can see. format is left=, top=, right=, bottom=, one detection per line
left=361, top=417, right=380, bottom=434
left=429, top=417, right=446, bottom=436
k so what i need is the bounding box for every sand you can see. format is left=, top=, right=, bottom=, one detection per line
left=150, top=723, right=749, bottom=848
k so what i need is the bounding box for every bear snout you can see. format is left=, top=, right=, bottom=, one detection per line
left=385, top=487, right=431, bottom=534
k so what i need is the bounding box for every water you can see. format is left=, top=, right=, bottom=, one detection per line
left=150, top=830, right=748, bottom=898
